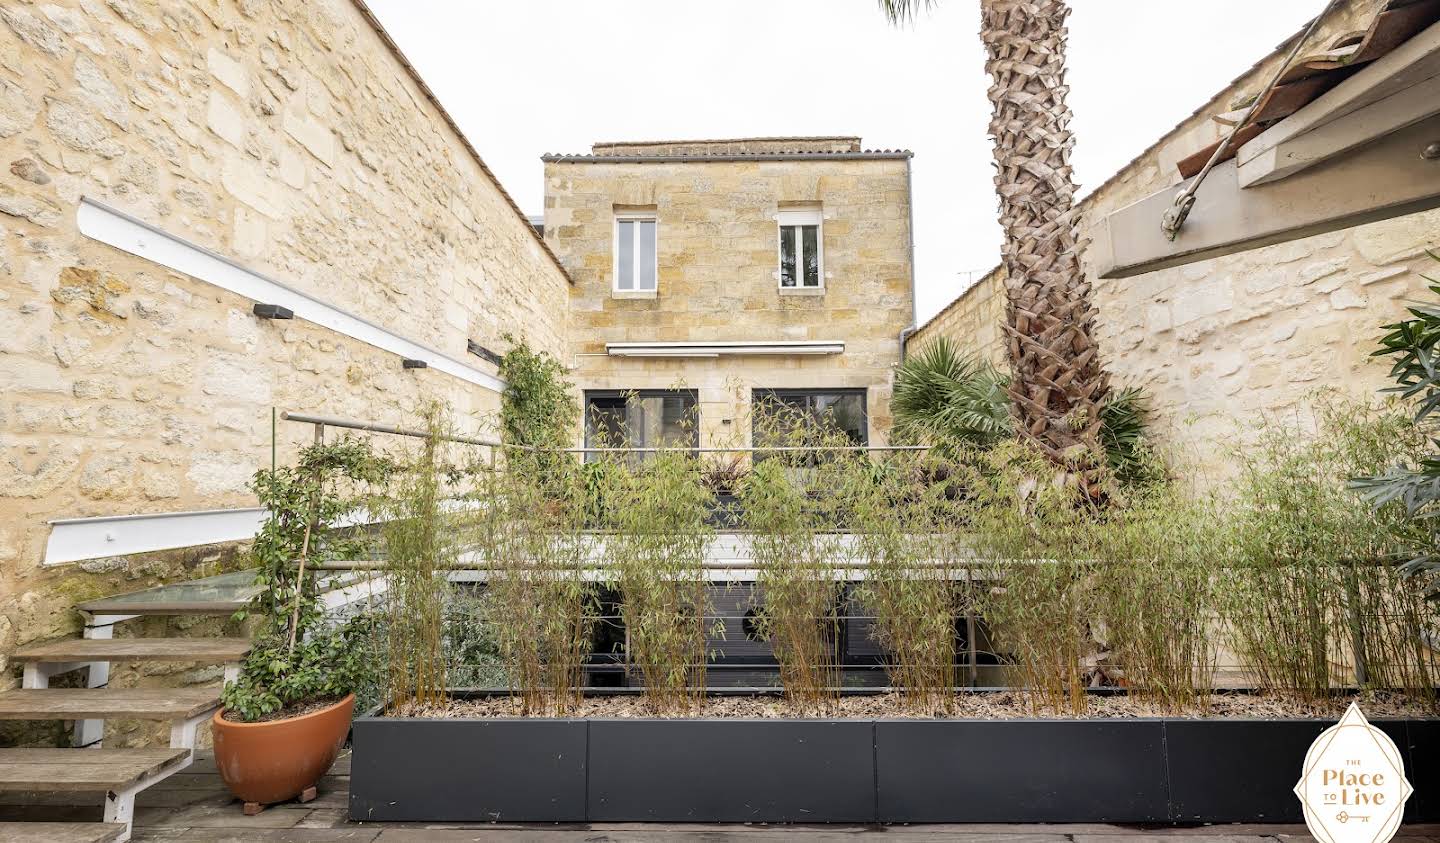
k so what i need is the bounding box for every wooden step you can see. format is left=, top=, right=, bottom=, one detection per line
left=0, top=822, right=126, bottom=843
left=0, top=748, right=189, bottom=792
left=9, top=637, right=250, bottom=665
left=0, top=689, right=221, bottom=721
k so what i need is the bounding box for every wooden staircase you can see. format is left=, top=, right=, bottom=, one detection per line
left=0, top=625, right=250, bottom=843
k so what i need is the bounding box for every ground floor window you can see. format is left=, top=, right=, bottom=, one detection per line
left=751, top=388, right=868, bottom=447
left=584, top=389, right=699, bottom=459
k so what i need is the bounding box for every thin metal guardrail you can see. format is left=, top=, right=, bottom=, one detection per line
left=280, top=409, right=930, bottom=454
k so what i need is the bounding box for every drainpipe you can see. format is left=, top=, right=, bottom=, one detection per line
left=898, top=156, right=918, bottom=362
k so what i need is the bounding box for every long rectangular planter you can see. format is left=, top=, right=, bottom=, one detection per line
left=349, top=714, right=1440, bottom=824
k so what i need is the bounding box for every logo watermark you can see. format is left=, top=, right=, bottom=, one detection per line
left=1294, top=702, right=1413, bottom=843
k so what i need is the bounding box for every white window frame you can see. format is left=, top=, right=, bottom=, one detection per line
left=613, top=212, right=659, bottom=294
left=777, top=208, right=824, bottom=290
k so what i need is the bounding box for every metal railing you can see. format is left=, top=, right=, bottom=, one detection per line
left=280, top=410, right=928, bottom=455
left=281, top=411, right=501, bottom=448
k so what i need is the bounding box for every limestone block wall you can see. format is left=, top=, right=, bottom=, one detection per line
left=905, top=0, right=1440, bottom=465
left=908, top=265, right=1007, bottom=366
left=544, top=149, right=914, bottom=447
left=0, top=0, right=570, bottom=696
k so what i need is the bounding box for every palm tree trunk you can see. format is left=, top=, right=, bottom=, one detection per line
left=981, top=0, right=1110, bottom=491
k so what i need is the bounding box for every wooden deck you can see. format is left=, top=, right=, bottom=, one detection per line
left=1, top=752, right=1437, bottom=841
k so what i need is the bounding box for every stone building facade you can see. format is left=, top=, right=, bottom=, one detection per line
left=908, top=0, right=1440, bottom=464
left=543, top=138, right=915, bottom=451
left=0, top=0, right=570, bottom=705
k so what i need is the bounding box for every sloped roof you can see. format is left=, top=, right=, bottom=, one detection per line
left=1175, top=0, right=1440, bottom=178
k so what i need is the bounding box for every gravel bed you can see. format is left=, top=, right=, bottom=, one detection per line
left=393, top=690, right=1436, bottom=720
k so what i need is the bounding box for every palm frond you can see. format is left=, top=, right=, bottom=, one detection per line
left=877, top=0, right=936, bottom=25
left=1350, top=250, right=1440, bottom=583
left=892, top=336, right=1013, bottom=449
left=1100, top=387, right=1150, bottom=481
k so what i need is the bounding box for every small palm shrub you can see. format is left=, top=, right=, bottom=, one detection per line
left=892, top=337, right=1011, bottom=449
left=893, top=336, right=1152, bottom=481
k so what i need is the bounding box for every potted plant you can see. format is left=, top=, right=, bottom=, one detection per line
left=701, top=454, right=747, bottom=528
left=214, top=439, right=386, bottom=813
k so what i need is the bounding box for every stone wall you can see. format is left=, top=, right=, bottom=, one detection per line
left=908, top=265, right=1006, bottom=366
left=0, top=0, right=570, bottom=713
left=544, top=145, right=913, bottom=447
left=906, top=0, right=1440, bottom=463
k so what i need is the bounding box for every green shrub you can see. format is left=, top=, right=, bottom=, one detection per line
left=603, top=451, right=714, bottom=713
left=850, top=450, right=970, bottom=713
left=498, top=335, right=577, bottom=450
left=225, top=436, right=388, bottom=723
left=1352, top=251, right=1440, bottom=579
left=222, top=618, right=377, bottom=722
left=472, top=455, right=594, bottom=715
left=740, top=456, right=845, bottom=711
left=1222, top=397, right=1438, bottom=700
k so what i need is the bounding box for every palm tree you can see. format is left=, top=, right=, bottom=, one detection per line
left=893, top=336, right=1152, bottom=481
left=880, top=0, right=1112, bottom=494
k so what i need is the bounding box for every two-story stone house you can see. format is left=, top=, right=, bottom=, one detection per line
left=541, top=137, right=915, bottom=452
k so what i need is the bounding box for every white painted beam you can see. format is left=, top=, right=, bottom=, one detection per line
left=43, top=498, right=477, bottom=566
left=76, top=198, right=504, bottom=393
left=44, top=508, right=269, bottom=566
left=1092, top=113, right=1440, bottom=279
left=1238, top=20, right=1440, bottom=187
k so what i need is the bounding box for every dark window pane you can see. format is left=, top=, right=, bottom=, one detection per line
left=637, top=220, right=656, bottom=290
left=585, top=396, right=628, bottom=449
left=801, top=225, right=820, bottom=287
left=585, top=391, right=698, bottom=463
left=751, top=389, right=868, bottom=454
left=616, top=220, right=634, bottom=290
left=779, top=225, right=796, bottom=287
left=814, top=393, right=865, bottom=444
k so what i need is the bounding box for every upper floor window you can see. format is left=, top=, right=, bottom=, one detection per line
left=778, top=208, right=822, bottom=289
left=614, top=213, right=657, bottom=293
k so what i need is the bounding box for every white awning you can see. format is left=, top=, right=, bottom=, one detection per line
left=606, top=340, right=845, bottom=358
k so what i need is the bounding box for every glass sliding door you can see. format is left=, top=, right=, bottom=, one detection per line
left=752, top=388, right=868, bottom=450
left=584, top=389, right=699, bottom=462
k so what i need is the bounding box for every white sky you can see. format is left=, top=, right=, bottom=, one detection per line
left=367, top=0, right=1318, bottom=322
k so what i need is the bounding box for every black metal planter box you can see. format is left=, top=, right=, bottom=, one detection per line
left=349, top=714, right=1440, bottom=824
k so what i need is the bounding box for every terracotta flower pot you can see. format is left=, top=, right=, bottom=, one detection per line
left=212, top=694, right=354, bottom=806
